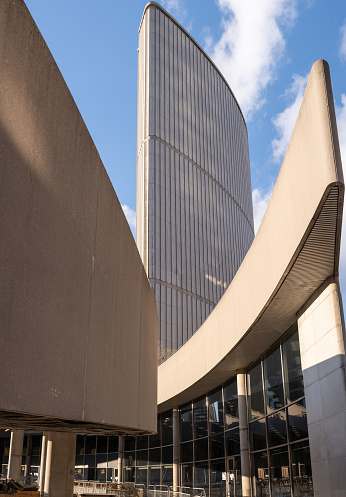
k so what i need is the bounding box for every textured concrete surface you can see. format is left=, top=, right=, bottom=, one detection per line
left=0, top=0, right=157, bottom=434
left=298, top=279, right=346, bottom=497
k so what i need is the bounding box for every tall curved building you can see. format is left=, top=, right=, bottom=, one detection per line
left=136, top=2, right=254, bottom=358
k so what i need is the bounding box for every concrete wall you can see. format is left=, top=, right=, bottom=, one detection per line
left=298, top=278, right=346, bottom=497
left=0, top=0, right=157, bottom=434
left=137, top=3, right=254, bottom=357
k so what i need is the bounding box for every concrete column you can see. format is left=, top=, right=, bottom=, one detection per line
left=118, top=436, right=124, bottom=483
left=39, top=433, right=48, bottom=496
left=297, top=277, right=346, bottom=497
left=44, top=432, right=76, bottom=497
left=7, top=429, right=24, bottom=481
left=236, top=372, right=251, bottom=497
left=173, top=408, right=180, bottom=491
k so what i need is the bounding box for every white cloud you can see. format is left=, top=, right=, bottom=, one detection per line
left=209, top=0, right=298, bottom=118
left=271, top=73, right=308, bottom=162
left=122, top=204, right=136, bottom=238
left=340, top=20, right=346, bottom=61
left=161, top=0, right=187, bottom=24
left=336, top=95, right=346, bottom=297
left=252, top=186, right=273, bottom=233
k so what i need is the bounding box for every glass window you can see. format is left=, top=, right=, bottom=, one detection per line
left=31, top=436, right=41, bottom=456
left=290, top=441, right=314, bottom=497
left=108, top=436, right=118, bottom=453
left=181, top=463, right=193, bottom=487
left=263, top=347, right=285, bottom=413
left=194, top=437, right=208, bottom=461
left=162, top=411, right=173, bottom=445
left=162, top=465, right=173, bottom=486
left=136, top=435, right=148, bottom=450
left=247, top=362, right=265, bottom=420
left=209, top=433, right=224, bottom=460
left=287, top=401, right=308, bottom=442
left=108, top=452, right=117, bottom=463
left=252, top=451, right=269, bottom=497
left=224, top=378, right=239, bottom=430
left=282, top=329, right=305, bottom=403
left=195, top=461, right=209, bottom=495
left=136, top=449, right=148, bottom=466
left=149, top=466, right=161, bottom=485
left=225, top=429, right=240, bottom=456
left=124, top=451, right=135, bottom=466
left=75, top=455, right=83, bottom=466
left=249, top=418, right=267, bottom=451
left=267, top=410, right=287, bottom=447
left=162, top=445, right=173, bottom=464
left=85, top=466, right=96, bottom=481
left=270, top=447, right=291, bottom=497
left=149, top=448, right=161, bottom=466
left=210, top=460, right=226, bottom=497
left=136, top=467, right=148, bottom=485
left=124, top=467, right=135, bottom=483
left=194, top=396, right=208, bottom=438
left=85, top=436, right=97, bottom=454
left=96, top=454, right=107, bottom=465
left=209, top=388, right=224, bottom=435
left=97, top=436, right=108, bottom=454
left=124, top=437, right=135, bottom=452
left=96, top=468, right=107, bottom=483
left=180, top=441, right=193, bottom=463
left=180, top=404, right=193, bottom=441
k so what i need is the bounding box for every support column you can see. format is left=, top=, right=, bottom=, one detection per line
left=173, top=408, right=180, bottom=491
left=39, top=433, right=48, bottom=496
left=236, top=372, right=251, bottom=497
left=118, top=436, right=124, bottom=483
left=7, top=429, right=24, bottom=481
left=44, top=432, right=76, bottom=497
left=297, top=277, right=346, bottom=497
left=24, top=434, right=32, bottom=484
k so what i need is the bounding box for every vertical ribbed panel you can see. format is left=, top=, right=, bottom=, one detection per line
left=137, top=5, right=254, bottom=361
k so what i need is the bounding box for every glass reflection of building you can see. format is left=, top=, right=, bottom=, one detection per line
left=0, top=327, right=312, bottom=496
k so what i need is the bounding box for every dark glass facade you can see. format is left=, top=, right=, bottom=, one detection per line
left=0, top=327, right=313, bottom=497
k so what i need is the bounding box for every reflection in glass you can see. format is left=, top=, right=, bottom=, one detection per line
left=124, top=437, right=135, bottom=452
left=162, top=445, right=173, bottom=464
left=124, top=451, right=135, bottom=466
left=210, top=460, right=226, bottom=497
left=267, top=410, right=287, bottom=447
left=249, top=418, right=267, bottom=451
left=270, top=447, right=291, bottom=497
left=149, top=466, right=161, bottom=485
left=194, top=397, right=208, bottom=438
left=288, top=401, right=308, bottom=442
left=209, top=388, right=224, bottom=434
left=162, top=465, right=173, bottom=486
left=194, top=437, right=208, bottom=461
left=263, top=348, right=285, bottom=413
left=181, top=463, right=193, bottom=487
left=97, top=436, right=108, bottom=454
left=180, top=441, right=193, bottom=463
left=180, top=404, right=193, bottom=441
left=149, top=418, right=161, bottom=448
left=108, top=436, right=118, bottom=453
left=124, top=467, right=135, bottom=483
left=162, top=411, right=173, bottom=445
left=225, top=429, right=240, bottom=456
left=76, top=436, right=85, bottom=455
left=210, top=433, right=225, bottom=460
left=282, top=329, right=305, bottom=403
left=247, top=362, right=265, bottom=420
left=224, top=379, right=239, bottom=430
left=195, top=461, right=209, bottom=495
left=290, top=441, right=314, bottom=497
left=252, top=451, right=269, bottom=497
left=136, top=435, right=148, bottom=450
left=136, top=467, right=148, bottom=485
left=228, top=456, right=242, bottom=497
left=85, top=436, right=97, bottom=454
left=96, top=468, right=107, bottom=483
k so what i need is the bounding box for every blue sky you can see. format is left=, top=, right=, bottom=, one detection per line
left=25, top=0, right=346, bottom=297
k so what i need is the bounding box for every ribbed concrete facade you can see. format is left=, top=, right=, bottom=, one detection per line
left=137, top=3, right=254, bottom=359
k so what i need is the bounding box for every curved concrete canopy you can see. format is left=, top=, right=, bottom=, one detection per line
left=0, top=0, right=157, bottom=435
left=158, top=59, right=344, bottom=412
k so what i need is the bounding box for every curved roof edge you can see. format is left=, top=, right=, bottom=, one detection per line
left=157, top=59, right=344, bottom=412
left=139, top=2, right=247, bottom=128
